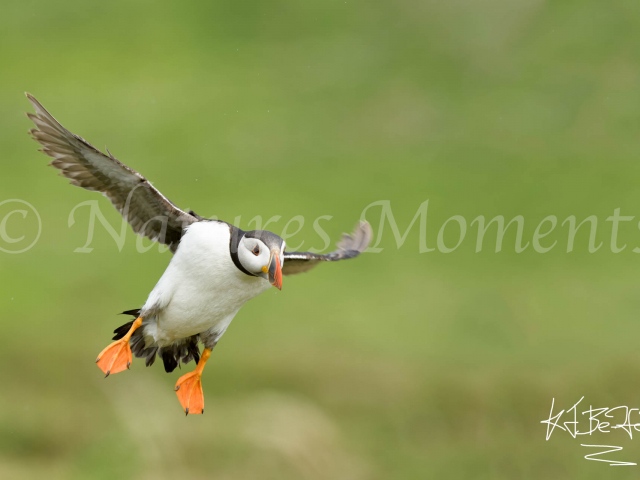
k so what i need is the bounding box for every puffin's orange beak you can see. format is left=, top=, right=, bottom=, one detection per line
left=266, top=250, right=282, bottom=290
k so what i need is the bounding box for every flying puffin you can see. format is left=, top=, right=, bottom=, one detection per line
left=25, top=93, right=372, bottom=415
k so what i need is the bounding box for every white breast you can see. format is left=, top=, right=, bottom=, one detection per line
left=141, top=221, right=271, bottom=346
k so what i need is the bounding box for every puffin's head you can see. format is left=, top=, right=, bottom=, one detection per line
left=237, top=230, right=285, bottom=290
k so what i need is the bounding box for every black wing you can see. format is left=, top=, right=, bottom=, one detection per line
left=26, top=93, right=198, bottom=252
left=282, top=221, right=372, bottom=275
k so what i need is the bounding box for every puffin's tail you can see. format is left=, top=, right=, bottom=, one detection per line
left=112, top=309, right=141, bottom=339
left=113, top=309, right=201, bottom=372
left=113, top=309, right=158, bottom=367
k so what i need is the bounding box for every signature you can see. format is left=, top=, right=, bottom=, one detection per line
left=541, top=397, right=640, bottom=466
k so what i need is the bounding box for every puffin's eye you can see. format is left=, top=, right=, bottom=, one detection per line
left=252, top=245, right=260, bottom=256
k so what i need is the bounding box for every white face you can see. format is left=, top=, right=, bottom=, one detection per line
left=237, top=237, right=272, bottom=274
left=237, top=235, right=286, bottom=290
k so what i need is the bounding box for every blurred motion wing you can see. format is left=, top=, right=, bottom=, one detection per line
left=282, top=221, right=372, bottom=275
left=26, top=93, right=197, bottom=252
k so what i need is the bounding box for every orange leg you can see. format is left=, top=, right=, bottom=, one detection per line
left=96, top=317, right=143, bottom=377
left=175, top=348, right=212, bottom=415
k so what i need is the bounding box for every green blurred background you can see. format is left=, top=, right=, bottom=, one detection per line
left=3, top=0, right=640, bottom=478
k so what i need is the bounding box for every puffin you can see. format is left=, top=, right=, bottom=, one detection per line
left=25, top=93, right=372, bottom=415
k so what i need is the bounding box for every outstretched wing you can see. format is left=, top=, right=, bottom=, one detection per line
left=282, top=221, right=372, bottom=275
left=26, top=93, right=197, bottom=252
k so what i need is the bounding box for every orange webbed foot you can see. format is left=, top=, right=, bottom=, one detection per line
left=174, top=347, right=211, bottom=416
left=96, top=317, right=142, bottom=377
left=175, top=371, right=205, bottom=415
left=96, top=340, right=132, bottom=377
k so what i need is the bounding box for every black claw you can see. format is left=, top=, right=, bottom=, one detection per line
left=185, top=408, right=189, bottom=416
left=175, top=385, right=180, bottom=391
left=201, top=409, right=204, bottom=414
left=96, top=358, right=100, bottom=363
left=127, top=362, right=131, bottom=369
left=105, top=371, right=110, bottom=378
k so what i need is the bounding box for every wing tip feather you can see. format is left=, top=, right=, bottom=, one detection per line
left=25, top=93, right=45, bottom=116
left=337, top=220, right=373, bottom=254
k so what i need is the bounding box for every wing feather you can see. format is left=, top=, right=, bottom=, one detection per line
left=26, top=93, right=197, bottom=252
left=282, top=221, right=372, bottom=275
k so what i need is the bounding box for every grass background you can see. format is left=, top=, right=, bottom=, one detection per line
left=3, top=0, right=640, bottom=478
